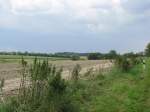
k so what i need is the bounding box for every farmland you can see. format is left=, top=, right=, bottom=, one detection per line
left=0, top=55, right=112, bottom=94
left=0, top=55, right=70, bottom=63
left=0, top=42, right=150, bottom=112
left=0, top=55, right=150, bottom=112
left=0, top=0, right=149, bottom=111
left=0, top=55, right=71, bottom=80
left=0, top=55, right=111, bottom=80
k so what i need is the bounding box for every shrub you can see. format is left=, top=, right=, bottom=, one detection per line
left=115, top=56, right=133, bottom=72
left=71, top=64, right=81, bottom=83
left=107, top=50, right=118, bottom=59
left=145, top=42, right=150, bottom=57
left=0, top=79, right=4, bottom=94
left=115, top=56, right=144, bottom=72
left=87, top=53, right=100, bottom=60
left=0, top=58, right=79, bottom=112
left=71, top=55, right=80, bottom=61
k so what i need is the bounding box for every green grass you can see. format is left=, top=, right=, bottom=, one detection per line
left=72, top=60, right=150, bottom=112
left=0, top=55, right=70, bottom=63
left=1, top=58, right=150, bottom=112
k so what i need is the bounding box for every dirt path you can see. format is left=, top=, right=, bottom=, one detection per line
left=0, top=61, right=113, bottom=93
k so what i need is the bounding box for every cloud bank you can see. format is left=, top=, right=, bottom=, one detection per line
left=0, top=0, right=149, bottom=32
left=0, top=0, right=149, bottom=53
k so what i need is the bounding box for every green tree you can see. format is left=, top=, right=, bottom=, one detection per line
left=87, top=53, right=100, bottom=60
left=145, top=43, right=150, bottom=57
left=108, top=50, right=118, bottom=59
left=71, top=55, right=80, bottom=61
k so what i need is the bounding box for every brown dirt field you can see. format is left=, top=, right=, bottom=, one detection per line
left=0, top=60, right=112, bottom=80
left=0, top=60, right=113, bottom=93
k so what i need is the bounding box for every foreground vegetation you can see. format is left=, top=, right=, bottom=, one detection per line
left=0, top=57, right=150, bottom=112
left=0, top=43, right=150, bottom=112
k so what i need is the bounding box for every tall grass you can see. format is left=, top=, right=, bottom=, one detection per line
left=0, top=58, right=79, bottom=112
left=1, top=58, right=150, bottom=112
left=72, top=58, right=150, bottom=112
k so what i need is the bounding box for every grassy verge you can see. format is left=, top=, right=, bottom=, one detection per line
left=73, top=59, right=150, bottom=112
left=0, top=59, right=150, bottom=112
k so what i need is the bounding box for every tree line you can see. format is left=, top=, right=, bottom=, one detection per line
left=87, top=42, right=150, bottom=60
left=0, top=42, right=150, bottom=60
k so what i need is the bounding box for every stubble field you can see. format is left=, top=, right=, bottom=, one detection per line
left=0, top=55, right=112, bottom=93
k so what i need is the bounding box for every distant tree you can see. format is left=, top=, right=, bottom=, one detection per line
left=24, top=51, right=29, bottom=56
left=107, top=50, right=118, bottom=59
left=145, top=43, right=150, bottom=57
left=88, top=53, right=100, bottom=60
left=71, top=55, right=80, bottom=61
left=123, top=52, right=136, bottom=58
left=136, top=52, right=144, bottom=57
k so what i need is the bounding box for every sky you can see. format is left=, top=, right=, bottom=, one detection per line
left=0, top=0, right=149, bottom=53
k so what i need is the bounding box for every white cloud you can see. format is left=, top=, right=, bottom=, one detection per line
left=66, top=0, right=133, bottom=31
left=0, top=0, right=148, bottom=32
left=10, top=0, right=65, bottom=15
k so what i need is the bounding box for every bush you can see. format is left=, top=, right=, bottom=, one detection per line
left=107, top=50, right=118, bottom=59
left=71, top=55, right=80, bottom=61
left=0, top=58, right=79, bottom=112
left=145, top=42, right=150, bottom=57
left=115, top=56, right=139, bottom=72
left=115, top=55, right=144, bottom=72
left=71, top=64, right=81, bottom=83
left=87, top=53, right=100, bottom=60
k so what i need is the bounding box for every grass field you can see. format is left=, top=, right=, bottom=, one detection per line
left=74, top=59, right=150, bottom=112
left=0, top=56, right=149, bottom=112
left=0, top=55, right=71, bottom=63
left=0, top=58, right=150, bottom=112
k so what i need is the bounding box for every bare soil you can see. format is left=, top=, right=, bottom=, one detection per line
left=0, top=60, right=113, bottom=93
